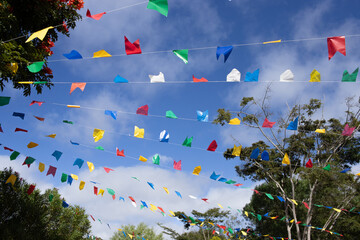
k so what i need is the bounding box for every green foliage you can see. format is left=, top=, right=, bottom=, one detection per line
left=212, top=109, right=231, bottom=126
left=0, top=167, right=91, bottom=239
left=0, top=0, right=83, bottom=96
left=111, top=223, right=163, bottom=240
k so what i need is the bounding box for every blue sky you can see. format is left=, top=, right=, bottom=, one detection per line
left=1, top=0, right=360, bottom=238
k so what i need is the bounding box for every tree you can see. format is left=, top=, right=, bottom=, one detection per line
left=213, top=87, right=360, bottom=240
left=0, top=167, right=91, bottom=239
left=111, top=222, right=164, bottom=240
left=0, top=0, right=84, bottom=96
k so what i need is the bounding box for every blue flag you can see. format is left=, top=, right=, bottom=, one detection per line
left=141, top=201, right=148, bottom=208
left=287, top=117, right=299, bottom=130
left=52, top=150, right=62, bottom=161
left=104, top=110, right=117, bottom=120
left=70, top=140, right=79, bottom=145
left=175, top=191, right=182, bottom=198
left=277, top=196, right=285, bottom=202
left=340, top=168, right=351, bottom=173
left=159, top=130, right=169, bottom=142
left=218, top=177, right=227, bottom=182
left=63, top=50, right=82, bottom=59
left=261, top=151, right=270, bottom=161
left=73, top=158, right=84, bottom=169
left=147, top=182, right=155, bottom=190
left=62, top=201, right=69, bottom=208
left=196, top=110, right=209, bottom=122
left=67, top=175, right=73, bottom=185
left=119, top=196, right=125, bottom=201
left=210, top=171, right=220, bottom=180
left=245, top=69, right=259, bottom=82
left=13, top=112, right=25, bottom=119
left=250, top=148, right=260, bottom=159
left=114, top=75, right=128, bottom=83
left=216, top=46, right=233, bottom=63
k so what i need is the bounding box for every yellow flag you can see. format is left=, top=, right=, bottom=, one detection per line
left=46, top=134, right=56, bottom=138
left=163, top=187, right=169, bottom=194
left=93, top=50, right=112, bottom=58
left=18, top=81, right=34, bottom=84
left=192, top=166, right=201, bottom=175
left=263, top=39, right=281, bottom=44
left=98, top=189, right=104, bottom=196
left=290, top=199, right=298, bottom=205
left=87, top=161, right=95, bottom=172
left=39, top=162, right=45, bottom=172
left=208, top=222, right=214, bottom=226
left=315, top=129, right=325, bottom=133
left=310, top=69, right=321, bottom=82
left=290, top=219, right=295, bottom=223
left=357, top=173, right=360, bottom=176
left=27, top=142, right=39, bottom=148
left=282, top=153, right=290, bottom=165
left=229, top=118, right=241, bottom=125
left=190, top=223, right=196, bottom=226
left=79, top=181, right=85, bottom=190
left=333, top=208, right=341, bottom=213
left=232, top=145, right=242, bottom=156
left=9, top=63, right=18, bottom=74
left=71, top=174, right=79, bottom=180
left=6, top=174, right=17, bottom=186
left=169, top=210, right=175, bottom=216
left=244, top=211, right=249, bottom=217
left=67, top=105, right=80, bottom=108
left=25, top=26, right=54, bottom=43
left=200, top=222, right=204, bottom=227
left=270, top=217, right=277, bottom=219
left=241, top=231, right=247, bottom=236
left=218, top=203, right=223, bottom=208
left=128, top=234, right=133, bottom=239
left=139, top=156, right=148, bottom=162
left=134, top=126, right=144, bottom=138
left=93, top=129, right=105, bottom=142
left=150, top=204, right=157, bottom=211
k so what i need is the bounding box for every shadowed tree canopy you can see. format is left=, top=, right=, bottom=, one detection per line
left=0, top=0, right=84, bottom=96
left=213, top=87, right=360, bottom=240
left=111, top=222, right=164, bottom=240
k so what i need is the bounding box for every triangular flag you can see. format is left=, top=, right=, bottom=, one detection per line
left=250, top=148, right=260, bottom=159
left=10, top=151, right=20, bottom=160
left=229, top=118, right=240, bottom=125
left=116, top=148, right=125, bottom=157
left=163, top=187, right=169, bottom=194
left=159, top=130, right=169, bottom=142
left=87, top=161, right=95, bottom=172
left=192, top=166, right=201, bottom=175
left=124, top=36, right=142, bottom=55
left=175, top=191, right=182, bottom=198
left=287, top=117, right=299, bottom=130
left=25, top=26, right=54, bottom=43
left=152, top=154, right=160, bottom=165
left=93, top=129, right=105, bottom=142
left=46, top=166, right=57, bottom=177
left=79, top=181, right=85, bottom=190
left=70, top=82, right=86, bottom=94
left=93, top=50, right=112, bottom=58
left=51, top=150, right=62, bottom=161
left=193, top=75, right=208, bottom=82
left=327, top=36, right=346, bottom=60
left=73, top=158, right=84, bottom=168
left=306, top=159, right=313, bottom=168
left=309, top=69, right=321, bottom=82
left=182, top=136, right=193, bottom=147
left=9, top=62, right=18, bottom=74
left=104, top=110, right=117, bottom=120
left=210, top=171, right=220, bottom=180
left=107, top=188, right=115, bottom=195
left=262, top=118, right=276, bottom=128
left=29, top=100, right=44, bottom=106
left=216, top=46, right=233, bottom=62
left=63, top=50, right=82, bottom=59
left=173, top=160, right=181, bottom=170
left=6, top=174, right=16, bottom=186
left=39, top=162, right=45, bottom=172
left=27, top=142, right=38, bottom=148
left=166, top=110, right=177, bottom=119
left=226, top=68, right=241, bottom=82
left=134, top=126, right=144, bottom=138
left=315, top=129, right=326, bottom=133
left=342, top=124, right=355, bottom=136
left=147, top=182, right=155, bottom=190
left=114, top=75, right=128, bottom=83
left=147, top=0, right=168, bottom=17
left=207, top=140, right=217, bottom=151
left=282, top=153, right=290, bottom=165
left=245, top=69, right=259, bottom=82
left=261, top=151, right=270, bottom=161
left=86, top=9, right=106, bottom=20
left=136, top=105, right=149, bottom=115
left=27, top=185, right=35, bottom=195
left=265, top=193, right=274, bottom=200
left=280, top=69, right=294, bottom=82
left=342, top=68, right=359, bottom=82
left=27, top=62, right=44, bottom=73
left=173, top=49, right=188, bottom=64
left=104, top=167, right=114, bottom=173
left=197, top=110, right=209, bottom=122
left=149, top=72, right=165, bottom=83
left=33, top=116, right=44, bottom=121
left=303, top=201, right=310, bottom=210
left=139, top=156, right=148, bottom=162
left=232, top=145, right=242, bottom=156
left=323, top=164, right=331, bottom=171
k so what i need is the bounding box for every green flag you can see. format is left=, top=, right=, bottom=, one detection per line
left=152, top=154, right=160, bottom=165
left=280, top=216, right=286, bottom=221
left=342, top=68, right=359, bottom=82
left=49, top=194, right=54, bottom=202
left=95, top=146, right=104, bottom=150
left=225, top=180, right=236, bottom=184
left=257, top=214, right=262, bottom=221
left=0, top=96, right=11, bottom=106
left=25, top=157, right=35, bottom=165
left=189, top=216, right=196, bottom=223
left=265, top=193, right=274, bottom=200
left=147, top=0, right=168, bottom=17
left=33, top=81, right=48, bottom=84
left=314, top=204, right=323, bottom=207
left=227, top=228, right=234, bottom=234
left=323, top=164, right=331, bottom=171
left=107, top=188, right=115, bottom=196
left=132, top=177, right=140, bottom=181
left=166, top=110, right=177, bottom=119
left=350, top=207, right=356, bottom=212
left=182, top=136, right=193, bottom=147
left=27, top=61, right=44, bottom=73
left=173, top=49, right=188, bottom=64
left=61, top=173, right=68, bottom=183
left=63, top=120, right=73, bottom=124
left=10, top=151, right=20, bottom=160
left=140, top=205, right=144, bottom=209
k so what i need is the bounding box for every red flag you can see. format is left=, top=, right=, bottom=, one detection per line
left=86, top=9, right=106, bottom=20
left=201, top=198, right=209, bottom=203
left=212, top=230, right=215, bottom=235
left=262, top=118, right=276, bottom=128
left=27, top=184, right=35, bottom=195
left=94, top=186, right=98, bottom=195
left=22, top=159, right=31, bottom=168
left=173, top=160, right=181, bottom=170
left=303, top=201, right=310, bottom=210
left=90, top=215, right=95, bottom=221
left=4, top=146, right=13, bottom=152
left=70, top=82, right=86, bottom=94
left=30, top=101, right=44, bottom=106
left=252, top=189, right=260, bottom=194
left=296, top=221, right=302, bottom=224
left=129, top=196, right=136, bottom=203
left=116, top=148, right=125, bottom=157
left=193, top=75, right=208, bottom=82
left=112, top=194, right=116, bottom=200
left=46, top=166, right=57, bottom=177
left=136, top=105, right=149, bottom=115
left=15, top=128, right=28, bottom=133
left=0, top=125, right=3, bottom=133
left=103, top=167, right=114, bottom=173
left=207, top=140, right=218, bottom=151
left=33, top=116, right=45, bottom=121
left=158, top=207, right=165, bottom=213
left=234, top=183, right=243, bottom=187
left=327, top=36, right=346, bottom=60
left=305, top=159, right=313, bottom=168
left=218, top=225, right=226, bottom=230
left=124, top=36, right=142, bottom=55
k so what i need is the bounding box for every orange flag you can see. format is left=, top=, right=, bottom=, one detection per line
left=193, top=75, right=208, bottom=82
left=70, top=83, right=86, bottom=94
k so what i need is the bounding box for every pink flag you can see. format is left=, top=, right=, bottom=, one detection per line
left=136, top=105, right=149, bottom=115
left=193, top=75, right=208, bottom=82
left=103, top=167, right=114, bottom=173
left=46, top=165, right=57, bottom=177
left=70, top=83, right=86, bottom=94
left=27, top=184, right=35, bottom=195
left=342, top=124, right=355, bottom=136
left=327, top=36, right=346, bottom=60
left=124, top=36, right=142, bottom=55
left=207, top=140, right=218, bottom=151
left=305, top=159, right=313, bottom=168
left=116, top=148, right=125, bottom=157
left=262, top=118, right=276, bottom=128
left=86, top=9, right=106, bottom=20
left=173, top=160, right=182, bottom=170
